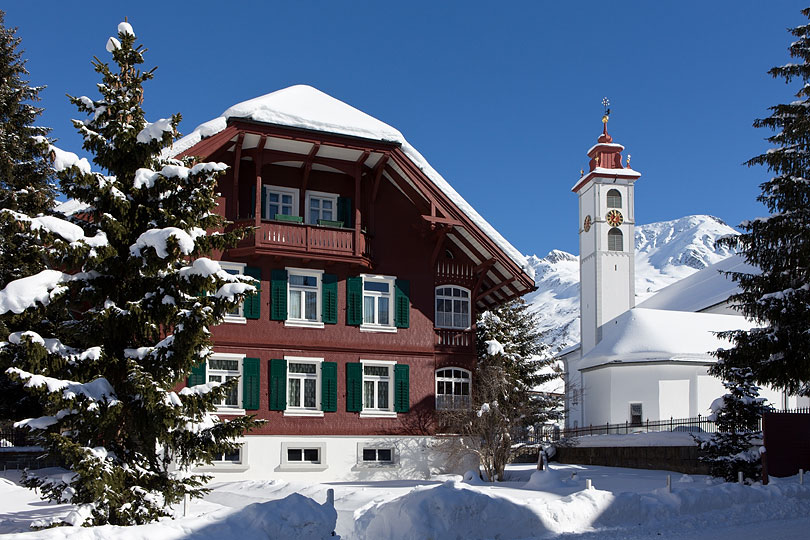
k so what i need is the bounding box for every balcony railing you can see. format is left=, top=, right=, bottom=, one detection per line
left=436, top=328, right=475, bottom=351
left=235, top=220, right=371, bottom=261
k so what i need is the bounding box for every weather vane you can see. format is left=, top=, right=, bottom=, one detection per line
left=602, top=97, right=611, bottom=124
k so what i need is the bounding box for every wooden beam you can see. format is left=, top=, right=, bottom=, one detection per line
left=259, top=149, right=358, bottom=176
left=299, top=143, right=320, bottom=217
left=430, top=226, right=450, bottom=267
left=353, top=162, right=361, bottom=257
left=368, top=154, right=390, bottom=235
left=472, top=259, right=496, bottom=299
left=254, top=136, right=266, bottom=230
left=422, top=215, right=463, bottom=227
left=231, top=133, right=245, bottom=220
left=476, top=277, right=516, bottom=302
left=176, top=125, right=239, bottom=159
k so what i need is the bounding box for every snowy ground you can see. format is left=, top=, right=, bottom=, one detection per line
left=1, top=463, right=809, bottom=539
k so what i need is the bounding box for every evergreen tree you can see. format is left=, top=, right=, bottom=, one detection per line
left=698, top=368, right=771, bottom=482
left=0, top=20, right=259, bottom=526
left=440, top=299, right=562, bottom=481
left=712, top=8, right=810, bottom=397
left=0, top=10, right=55, bottom=420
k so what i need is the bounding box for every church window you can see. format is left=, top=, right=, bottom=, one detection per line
left=630, top=402, right=643, bottom=426
left=608, top=229, right=623, bottom=251
left=607, top=189, right=622, bottom=208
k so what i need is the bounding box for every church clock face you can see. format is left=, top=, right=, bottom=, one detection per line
left=606, top=209, right=623, bottom=227
left=583, top=215, right=591, bottom=232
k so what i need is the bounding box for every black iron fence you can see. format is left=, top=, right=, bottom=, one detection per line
left=517, top=407, right=810, bottom=445
left=0, top=426, right=32, bottom=448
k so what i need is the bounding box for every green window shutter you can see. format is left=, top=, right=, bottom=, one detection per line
left=321, top=361, right=338, bottom=412
left=260, top=186, right=266, bottom=219
left=337, top=197, right=353, bottom=228
left=346, top=276, right=363, bottom=326
left=187, top=360, right=206, bottom=388
left=394, top=364, right=410, bottom=413
left=243, top=266, right=262, bottom=319
left=242, top=357, right=260, bottom=410
left=271, top=269, right=288, bottom=321
left=346, top=362, right=362, bottom=412
left=269, top=358, right=287, bottom=411
left=322, top=274, right=338, bottom=324
left=394, top=279, right=410, bottom=328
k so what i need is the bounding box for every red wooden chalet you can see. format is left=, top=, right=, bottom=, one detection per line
left=175, top=85, right=535, bottom=480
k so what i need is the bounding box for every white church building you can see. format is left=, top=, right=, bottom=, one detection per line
left=561, top=119, right=809, bottom=429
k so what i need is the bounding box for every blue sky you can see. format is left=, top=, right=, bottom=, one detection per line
left=4, top=1, right=807, bottom=257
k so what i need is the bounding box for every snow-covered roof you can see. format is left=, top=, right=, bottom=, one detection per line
left=577, top=307, right=755, bottom=370
left=637, top=254, right=756, bottom=313
left=170, top=85, right=533, bottom=279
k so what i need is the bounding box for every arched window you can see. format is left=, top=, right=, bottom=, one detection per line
left=435, top=367, right=471, bottom=410
left=607, top=189, right=622, bottom=208
left=608, top=228, right=623, bottom=251
left=435, top=285, right=471, bottom=329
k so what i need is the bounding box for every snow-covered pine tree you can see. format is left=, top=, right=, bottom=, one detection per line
left=698, top=368, right=771, bottom=482
left=712, top=8, right=810, bottom=397
left=0, top=10, right=55, bottom=421
left=440, top=299, right=562, bottom=481
left=0, top=20, right=260, bottom=526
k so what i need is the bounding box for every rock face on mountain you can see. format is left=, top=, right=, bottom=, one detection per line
left=525, top=215, right=739, bottom=358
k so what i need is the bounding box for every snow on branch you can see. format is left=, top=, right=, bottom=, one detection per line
left=130, top=227, right=195, bottom=258
left=136, top=119, right=174, bottom=144
left=7, top=367, right=119, bottom=408
left=0, top=269, right=70, bottom=314
left=1, top=209, right=108, bottom=248
left=48, top=144, right=92, bottom=175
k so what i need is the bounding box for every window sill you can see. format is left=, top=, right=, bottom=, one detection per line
left=214, top=407, right=246, bottom=416
left=354, top=462, right=399, bottom=469
left=360, top=324, right=397, bottom=334
left=285, top=320, right=325, bottom=329
left=435, top=325, right=471, bottom=331
left=283, top=409, right=325, bottom=418
left=275, top=464, right=328, bottom=473
left=359, top=410, right=397, bottom=419
left=195, top=464, right=249, bottom=473
left=223, top=316, right=247, bottom=325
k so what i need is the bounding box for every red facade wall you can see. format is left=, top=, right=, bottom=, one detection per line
left=210, top=151, right=477, bottom=436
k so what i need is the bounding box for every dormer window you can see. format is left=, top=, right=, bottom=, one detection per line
left=607, top=189, right=622, bottom=208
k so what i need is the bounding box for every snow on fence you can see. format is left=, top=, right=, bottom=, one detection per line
left=520, top=408, right=810, bottom=444
left=0, top=426, right=31, bottom=449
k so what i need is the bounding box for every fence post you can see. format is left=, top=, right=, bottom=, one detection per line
left=800, top=469, right=804, bottom=485
left=646, top=419, right=649, bottom=433
left=738, top=471, right=744, bottom=485
left=670, top=417, right=673, bottom=432
left=625, top=420, right=628, bottom=434
left=666, top=474, right=671, bottom=493
left=606, top=422, right=609, bottom=435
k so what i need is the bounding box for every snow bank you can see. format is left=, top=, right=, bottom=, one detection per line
left=353, top=480, right=552, bottom=540
left=169, top=85, right=532, bottom=279
left=15, top=493, right=336, bottom=539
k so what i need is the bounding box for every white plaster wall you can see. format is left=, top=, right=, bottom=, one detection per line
left=196, top=435, right=477, bottom=483
left=659, top=379, right=690, bottom=419
left=598, top=251, right=633, bottom=327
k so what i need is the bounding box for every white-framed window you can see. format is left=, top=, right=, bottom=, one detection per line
left=435, top=286, right=471, bottom=329
left=278, top=441, right=328, bottom=472
left=219, top=261, right=247, bottom=324
left=285, top=356, right=323, bottom=417
left=357, top=443, right=397, bottom=467
left=305, top=190, right=339, bottom=225
left=607, top=188, right=622, bottom=208
left=265, top=185, right=299, bottom=220
left=361, top=274, right=395, bottom=332
left=435, top=367, right=471, bottom=410
left=360, top=359, right=396, bottom=418
left=286, top=268, right=323, bottom=328
left=608, top=228, right=623, bottom=251
left=208, top=353, right=244, bottom=413
left=212, top=447, right=242, bottom=464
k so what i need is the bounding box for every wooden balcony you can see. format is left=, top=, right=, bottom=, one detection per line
left=436, top=328, right=475, bottom=354
left=230, top=220, right=372, bottom=266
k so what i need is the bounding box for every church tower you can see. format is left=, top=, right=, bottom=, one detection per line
left=572, top=108, right=641, bottom=355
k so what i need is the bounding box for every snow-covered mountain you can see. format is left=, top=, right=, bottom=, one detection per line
left=525, top=215, right=739, bottom=358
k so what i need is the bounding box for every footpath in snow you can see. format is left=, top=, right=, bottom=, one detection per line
left=1, top=463, right=810, bottom=539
